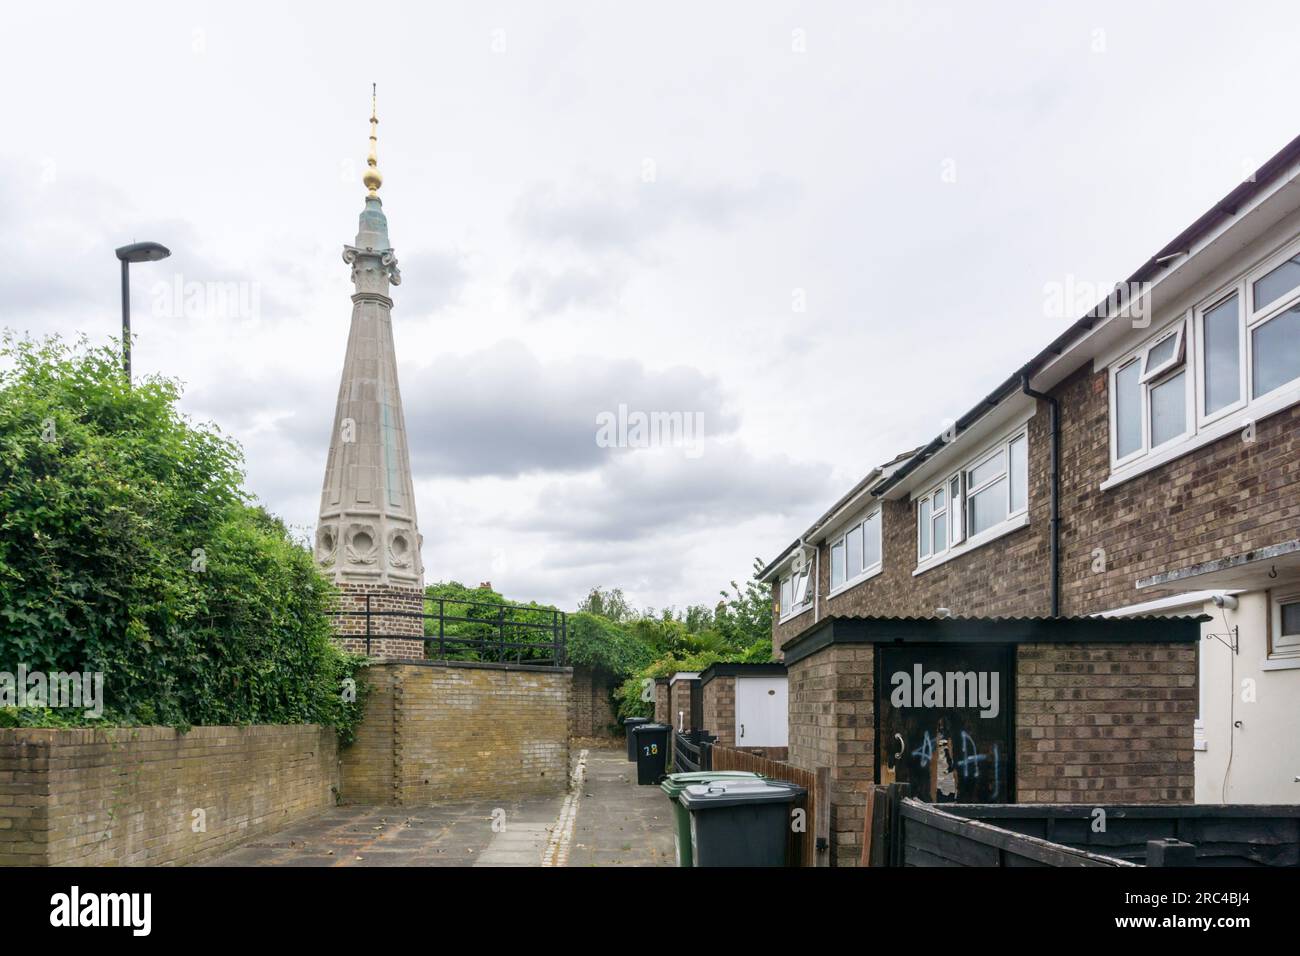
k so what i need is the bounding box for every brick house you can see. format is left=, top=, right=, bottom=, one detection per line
left=762, top=134, right=1300, bottom=858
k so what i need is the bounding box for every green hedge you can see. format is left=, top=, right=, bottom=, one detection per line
left=0, top=333, right=365, bottom=739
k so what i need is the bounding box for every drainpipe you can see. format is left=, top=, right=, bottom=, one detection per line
left=1021, top=374, right=1060, bottom=618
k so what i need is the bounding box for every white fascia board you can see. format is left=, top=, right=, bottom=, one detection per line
left=886, top=395, right=1037, bottom=502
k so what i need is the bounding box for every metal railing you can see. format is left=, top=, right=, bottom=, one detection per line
left=331, top=594, right=566, bottom=667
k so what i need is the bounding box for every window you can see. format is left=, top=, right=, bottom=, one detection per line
left=1271, top=590, right=1300, bottom=657
left=1201, top=293, right=1241, bottom=416
left=1150, top=370, right=1187, bottom=447
left=967, top=447, right=1008, bottom=536
left=1251, top=303, right=1300, bottom=399
left=1008, top=435, right=1027, bottom=513
left=1114, top=358, right=1142, bottom=460
left=778, top=563, right=812, bottom=620
left=1140, top=325, right=1185, bottom=383
left=829, top=508, right=882, bottom=593
left=1108, top=319, right=1190, bottom=462
left=917, top=428, right=1027, bottom=565
left=1253, top=253, right=1300, bottom=313
left=1108, top=237, right=1300, bottom=479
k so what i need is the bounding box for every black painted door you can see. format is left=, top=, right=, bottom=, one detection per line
left=875, top=644, right=1013, bottom=803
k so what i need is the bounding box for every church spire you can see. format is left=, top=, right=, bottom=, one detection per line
left=364, top=83, right=383, bottom=198
left=316, top=88, right=425, bottom=659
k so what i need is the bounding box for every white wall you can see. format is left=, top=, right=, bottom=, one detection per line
left=1196, top=591, right=1300, bottom=804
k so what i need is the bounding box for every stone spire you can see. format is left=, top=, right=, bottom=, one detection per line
left=315, top=89, right=425, bottom=635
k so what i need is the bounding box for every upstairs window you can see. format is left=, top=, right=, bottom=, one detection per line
left=830, top=508, right=882, bottom=592
left=917, top=428, right=1028, bottom=566
left=1109, top=237, right=1300, bottom=479
left=778, top=563, right=812, bottom=621
left=1110, top=319, right=1191, bottom=464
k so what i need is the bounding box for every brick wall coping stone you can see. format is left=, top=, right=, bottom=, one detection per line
left=0, top=724, right=326, bottom=744
left=371, top=659, right=573, bottom=674
left=781, top=614, right=1206, bottom=665
left=698, top=662, right=787, bottom=686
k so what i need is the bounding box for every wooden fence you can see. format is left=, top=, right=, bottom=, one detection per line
left=709, top=745, right=829, bottom=867
left=861, top=785, right=1132, bottom=867
left=940, top=803, right=1300, bottom=867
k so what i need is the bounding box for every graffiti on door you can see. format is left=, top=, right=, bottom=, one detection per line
left=876, top=644, right=1012, bottom=803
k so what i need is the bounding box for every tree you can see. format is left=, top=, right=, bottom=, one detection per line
left=0, top=333, right=363, bottom=734
left=576, top=586, right=635, bottom=623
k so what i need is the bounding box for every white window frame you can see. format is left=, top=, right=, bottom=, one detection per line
left=1107, top=316, right=1193, bottom=467
left=1139, top=323, right=1185, bottom=384
left=1270, top=588, right=1300, bottom=658
left=914, top=427, right=1028, bottom=573
left=777, top=562, right=813, bottom=624
left=1194, top=290, right=1247, bottom=428
left=1105, top=233, right=1300, bottom=487
left=1246, top=244, right=1300, bottom=403
left=827, top=507, right=883, bottom=598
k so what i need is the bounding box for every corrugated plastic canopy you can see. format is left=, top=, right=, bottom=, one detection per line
left=780, top=614, right=1207, bottom=665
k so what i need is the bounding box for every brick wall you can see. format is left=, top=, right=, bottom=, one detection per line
left=654, top=680, right=670, bottom=725
left=1055, top=364, right=1300, bottom=614
left=570, top=666, right=617, bottom=737
left=786, top=646, right=875, bottom=867
left=702, top=676, right=735, bottom=747
left=0, top=725, right=338, bottom=867
left=669, top=679, right=697, bottom=732
left=334, top=582, right=425, bottom=660
left=786, top=640, right=1194, bottom=866
left=1016, top=642, right=1196, bottom=802
left=340, top=660, right=571, bottom=804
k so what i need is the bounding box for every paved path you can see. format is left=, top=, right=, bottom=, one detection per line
left=564, top=746, right=674, bottom=867
left=206, top=742, right=672, bottom=867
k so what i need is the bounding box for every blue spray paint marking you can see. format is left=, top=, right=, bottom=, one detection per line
left=957, top=730, right=987, bottom=779
left=911, top=731, right=933, bottom=768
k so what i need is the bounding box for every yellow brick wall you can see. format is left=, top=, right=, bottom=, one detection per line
left=0, top=725, right=338, bottom=866
left=340, top=661, right=571, bottom=804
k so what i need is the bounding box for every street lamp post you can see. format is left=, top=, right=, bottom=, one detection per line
left=114, top=241, right=171, bottom=381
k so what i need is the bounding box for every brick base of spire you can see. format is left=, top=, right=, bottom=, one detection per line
left=332, top=582, right=426, bottom=660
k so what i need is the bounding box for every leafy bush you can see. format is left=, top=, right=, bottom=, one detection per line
left=566, top=612, right=654, bottom=675
left=0, top=333, right=365, bottom=738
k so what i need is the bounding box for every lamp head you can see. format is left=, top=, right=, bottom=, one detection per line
left=115, top=242, right=171, bottom=263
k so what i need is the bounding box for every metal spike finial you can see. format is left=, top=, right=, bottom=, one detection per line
left=363, top=83, right=383, bottom=198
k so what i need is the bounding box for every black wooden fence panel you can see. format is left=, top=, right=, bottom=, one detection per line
left=941, top=804, right=1300, bottom=867
left=898, top=800, right=1136, bottom=868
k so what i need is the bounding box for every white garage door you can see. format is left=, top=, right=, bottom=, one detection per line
left=735, top=677, right=788, bottom=747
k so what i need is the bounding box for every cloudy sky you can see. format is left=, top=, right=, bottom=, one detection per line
left=3, top=1, right=1298, bottom=612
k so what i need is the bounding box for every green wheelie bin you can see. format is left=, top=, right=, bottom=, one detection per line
left=679, top=778, right=806, bottom=867
left=659, top=771, right=763, bottom=867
